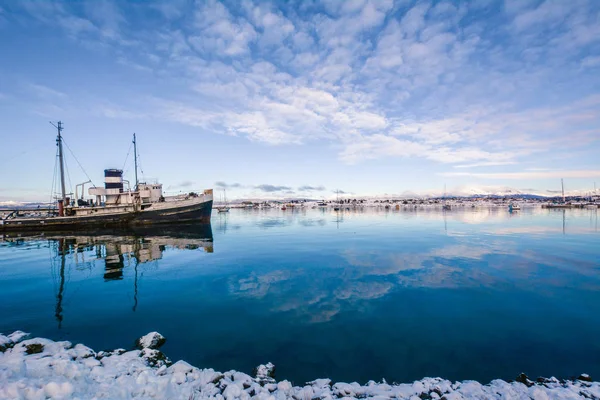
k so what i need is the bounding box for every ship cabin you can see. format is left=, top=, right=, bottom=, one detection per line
left=87, top=169, right=164, bottom=208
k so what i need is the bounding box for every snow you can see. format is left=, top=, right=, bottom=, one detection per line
left=7, top=331, right=30, bottom=344
left=1, top=331, right=599, bottom=399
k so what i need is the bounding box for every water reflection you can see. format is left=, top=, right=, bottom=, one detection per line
left=224, top=208, right=600, bottom=323
left=2, top=225, right=213, bottom=329
left=215, top=212, right=242, bottom=234
left=1, top=209, right=599, bottom=384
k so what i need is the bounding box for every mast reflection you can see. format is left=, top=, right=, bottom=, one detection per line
left=3, top=224, right=213, bottom=329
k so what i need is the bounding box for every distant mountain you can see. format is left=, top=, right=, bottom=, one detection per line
left=0, top=201, right=53, bottom=209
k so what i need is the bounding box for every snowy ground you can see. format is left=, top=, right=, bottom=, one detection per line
left=1, top=331, right=598, bottom=399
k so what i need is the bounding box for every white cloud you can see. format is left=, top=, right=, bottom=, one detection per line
left=441, top=170, right=600, bottom=179
left=511, top=0, right=573, bottom=32
left=581, top=56, right=600, bottom=69
left=453, top=161, right=517, bottom=169
left=338, top=134, right=428, bottom=164
left=26, top=83, right=67, bottom=99
left=8, top=0, right=600, bottom=177
left=190, top=0, right=257, bottom=56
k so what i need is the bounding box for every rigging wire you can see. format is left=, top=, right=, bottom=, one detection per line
left=49, top=145, right=59, bottom=208
left=61, top=138, right=95, bottom=187
left=122, top=141, right=133, bottom=171
left=137, top=149, right=145, bottom=180
left=122, top=140, right=134, bottom=182
left=64, top=150, right=74, bottom=198
left=0, top=142, right=55, bottom=167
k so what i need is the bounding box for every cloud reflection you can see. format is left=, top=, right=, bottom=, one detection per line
left=226, top=209, right=599, bottom=323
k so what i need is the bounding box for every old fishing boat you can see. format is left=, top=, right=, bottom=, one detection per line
left=1, top=122, right=213, bottom=232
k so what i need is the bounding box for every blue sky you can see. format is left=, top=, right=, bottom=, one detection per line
left=0, top=0, right=599, bottom=201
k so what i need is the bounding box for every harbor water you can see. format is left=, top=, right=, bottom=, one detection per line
left=0, top=207, right=599, bottom=385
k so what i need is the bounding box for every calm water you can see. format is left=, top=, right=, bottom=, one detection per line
left=1, top=207, right=599, bottom=384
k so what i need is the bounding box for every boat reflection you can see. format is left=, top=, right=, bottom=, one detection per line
left=2, top=224, right=213, bottom=328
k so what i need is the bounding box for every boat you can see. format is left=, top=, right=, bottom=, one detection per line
left=541, top=179, right=584, bottom=208
left=216, top=189, right=230, bottom=213
left=333, top=190, right=341, bottom=211
left=508, top=203, right=521, bottom=212
left=1, top=122, right=213, bottom=232
left=442, top=184, right=451, bottom=210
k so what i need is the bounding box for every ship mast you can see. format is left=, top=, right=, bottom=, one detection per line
left=51, top=121, right=67, bottom=203
left=561, top=178, right=565, bottom=203
left=133, top=133, right=138, bottom=191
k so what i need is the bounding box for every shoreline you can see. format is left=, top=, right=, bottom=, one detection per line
left=1, top=331, right=598, bottom=399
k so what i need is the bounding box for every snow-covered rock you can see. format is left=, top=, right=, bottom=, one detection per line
left=254, top=362, right=276, bottom=385
left=7, top=331, right=29, bottom=344
left=0, top=335, right=10, bottom=352
left=0, top=330, right=30, bottom=352
left=136, top=331, right=166, bottom=349
left=1, top=331, right=599, bottom=399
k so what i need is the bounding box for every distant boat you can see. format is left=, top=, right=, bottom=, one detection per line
left=508, top=203, right=521, bottom=212
left=442, top=184, right=451, bottom=210
left=216, top=189, right=230, bottom=213
left=333, top=190, right=341, bottom=211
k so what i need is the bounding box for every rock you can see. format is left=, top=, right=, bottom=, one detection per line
left=254, top=362, right=276, bottom=385
left=515, top=373, right=534, bottom=387
left=536, top=376, right=559, bottom=385
left=25, top=342, right=44, bottom=354
left=168, top=360, right=195, bottom=375
left=69, top=344, right=96, bottom=359
left=1, top=331, right=30, bottom=352
left=136, top=332, right=166, bottom=349
left=578, top=374, right=593, bottom=382
left=8, top=330, right=30, bottom=344
left=140, top=347, right=171, bottom=367
left=309, top=379, right=332, bottom=388
left=211, top=373, right=225, bottom=385
left=0, top=334, right=10, bottom=352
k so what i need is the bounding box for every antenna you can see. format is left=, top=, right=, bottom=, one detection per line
left=50, top=121, right=66, bottom=203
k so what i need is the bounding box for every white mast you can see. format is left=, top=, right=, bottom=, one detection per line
left=133, top=133, right=138, bottom=191
left=561, top=178, right=565, bottom=202
left=51, top=121, right=66, bottom=203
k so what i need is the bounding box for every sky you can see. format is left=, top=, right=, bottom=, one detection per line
left=0, top=0, right=599, bottom=202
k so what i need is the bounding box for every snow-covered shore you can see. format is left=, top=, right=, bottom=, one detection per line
left=1, top=331, right=598, bottom=400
